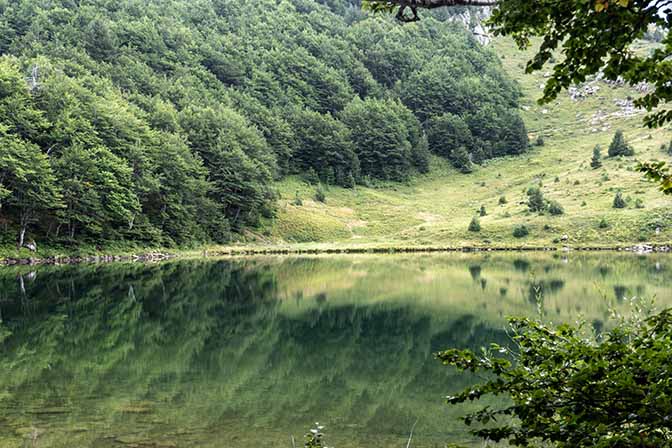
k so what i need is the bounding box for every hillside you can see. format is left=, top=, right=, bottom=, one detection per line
left=261, top=37, right=672, bottom=248
left=0, top=0, right=527, bottom=256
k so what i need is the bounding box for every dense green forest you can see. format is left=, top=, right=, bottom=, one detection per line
left=0, top=0, right=527, bottom=248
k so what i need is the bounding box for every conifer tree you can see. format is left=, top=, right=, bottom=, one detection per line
left=608, top=130, right=634, bottom=157
left=468, top=216, right=481, bottom=232
left=590, top=145, right=602, bottom=169
left=527, top=187, right=546, bottom=213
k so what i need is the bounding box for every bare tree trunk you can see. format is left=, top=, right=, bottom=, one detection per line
left=18, top=211, right=30, bottom=249
left=18, top=226, right=26, bottom=249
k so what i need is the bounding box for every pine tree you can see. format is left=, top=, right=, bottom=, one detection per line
left=468, top=216, right=481, bottom=232
left=608, top=130, right=634, bottom=157
left=479, top=205, right=487, bottom=217
left=527, top=187, right=546, bottom=213
left=591, top=145, right=602, bottom=169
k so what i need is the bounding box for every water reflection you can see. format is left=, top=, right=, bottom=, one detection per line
left=0, top=253, right=670, bottom=447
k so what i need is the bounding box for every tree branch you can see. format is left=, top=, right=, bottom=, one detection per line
left=366, top=0, right=497, bottom=23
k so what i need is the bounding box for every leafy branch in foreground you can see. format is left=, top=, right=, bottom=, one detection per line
left=637, top=161, right=672, bottom=195
left=437, top=306, right=672, bottom=447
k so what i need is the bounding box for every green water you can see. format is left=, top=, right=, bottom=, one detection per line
left=0, top=253, right=670, bottom=447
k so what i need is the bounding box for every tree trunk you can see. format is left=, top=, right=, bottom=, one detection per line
left=18, top=226, right=26, bottom=249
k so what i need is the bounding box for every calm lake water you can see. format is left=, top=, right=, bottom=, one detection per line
left=0, top=253, right=670, bottom=447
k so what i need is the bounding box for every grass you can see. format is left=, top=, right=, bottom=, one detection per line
left=256, top=37, right=672, bottom=249
left=2, top=38, right=670, bottom=261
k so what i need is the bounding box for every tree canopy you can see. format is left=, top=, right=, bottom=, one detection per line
left=0, top=0, right=526, bottom=248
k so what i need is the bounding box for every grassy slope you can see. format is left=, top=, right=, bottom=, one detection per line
left=257, top=37, right=672, bottom=249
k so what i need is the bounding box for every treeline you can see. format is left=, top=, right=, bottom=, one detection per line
left=0, top=0, right=527, bottom=247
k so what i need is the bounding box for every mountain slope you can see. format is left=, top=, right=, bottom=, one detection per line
left=0, top=0, right=525, bottom=252
left=262, top=37, right=672, bottom=247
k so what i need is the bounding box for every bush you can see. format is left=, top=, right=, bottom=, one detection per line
left=635, top=198, right=645, bottom=209
left=536, top=135, right=545, bottom=146
left=479, top=205, right=487, bottom=216
left=499, top=196, right=507, bottom=205
left=513, top=225, right=529, bottom=238
left=613, top=191, right=626, bottom=209
left=314, top=184, right=326, bottom=203
left=438, top=308, right=672, bottom=448
left=526, top=187, right=546, bottom=212
left=292, top=191, right=303, bottom=206
left=468, top=216, right=481, bottom=232
left=548, top=200, right=564, bottom=215
left=598, top=218, right=609, bottom=229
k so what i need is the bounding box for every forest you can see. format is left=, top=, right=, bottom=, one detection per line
left=0, top=0, right=527, bottom=249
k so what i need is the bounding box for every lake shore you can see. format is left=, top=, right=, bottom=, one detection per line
left=2, top=241, right=671, bottom=266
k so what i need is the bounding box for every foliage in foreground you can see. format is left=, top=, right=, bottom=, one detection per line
left=438, top=306, right=672, bottom=447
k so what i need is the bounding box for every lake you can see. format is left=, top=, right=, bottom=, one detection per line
left=0, top=253, right=670, bottom=447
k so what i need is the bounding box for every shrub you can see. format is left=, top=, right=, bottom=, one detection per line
left=548, top=200, right=564, bottom=215
left=613, top=191, right=626, bottom=209
left=634, top=198, right=645, bottom=209
left=292, top=191, right=303, bottom=206
left=438, top=308, right=672, bottom=448
left=479, top=205, right=487, bottom=216
left=513, top=225, right=529, bottom=238
left=599, top=218, right=609, bottom=229
left=526, top=187, right=546, bottom=212
left=499, top=196, right=507, bottom=205
left=536, top=135, right=545, bottom=146
left=468, top=216, right=481, bottom=232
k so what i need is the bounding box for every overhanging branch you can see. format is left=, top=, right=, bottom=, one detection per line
left=365, top=0, right=498, bottom=23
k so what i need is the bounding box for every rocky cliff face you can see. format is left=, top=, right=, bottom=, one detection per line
left=445, top=6, right=493, bottom=45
